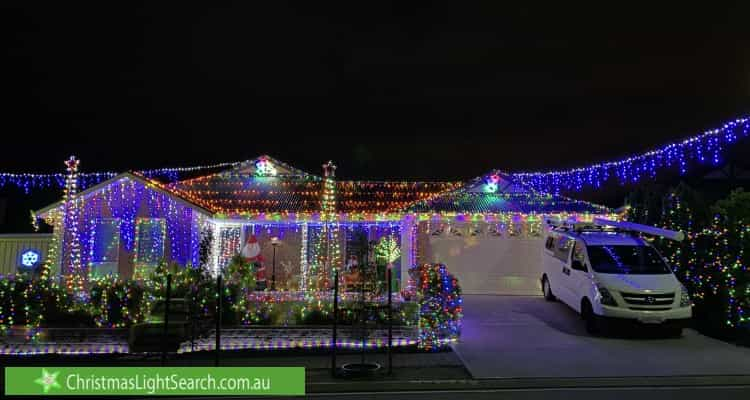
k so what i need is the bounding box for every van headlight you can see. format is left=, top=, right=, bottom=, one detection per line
left=679, top=284, right=691, bottom=307
left=597, top=287, right=618, bottom=306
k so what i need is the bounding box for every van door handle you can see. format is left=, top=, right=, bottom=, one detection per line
left=562, top=267, right=570, bottom=276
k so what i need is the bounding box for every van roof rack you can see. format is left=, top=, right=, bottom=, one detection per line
left=546, top=217, right=608, bottom=232
left=546, top=218, right=685, bottom=242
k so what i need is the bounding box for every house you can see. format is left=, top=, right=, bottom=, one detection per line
left=32, top=155, right=611, bottom=294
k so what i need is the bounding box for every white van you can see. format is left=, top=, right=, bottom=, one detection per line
left=541, top=220, right=692, bottom=336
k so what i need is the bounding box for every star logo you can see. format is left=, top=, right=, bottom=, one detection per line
left=34, top=368, right=61, bottom=393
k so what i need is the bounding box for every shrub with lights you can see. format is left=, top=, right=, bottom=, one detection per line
left=413, top=263, right=462, bottom=350
left=628, top=185, right=750, bottom=339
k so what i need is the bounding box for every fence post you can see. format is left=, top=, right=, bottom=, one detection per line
left=161, top=273, right=172, bottom=366
left=332, top=269, right=338, bottom=377
left=215, top=274, right=222, bottom=367
left=190, top=286, right=195, bottom=353
left=387, top=267, right=393, bottom=375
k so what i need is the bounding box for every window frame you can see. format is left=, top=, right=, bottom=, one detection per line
left=88, top=217, right=121, bottom=278
left=553, top=236, right=573, bottom=262
left=133, top=217, right=167, bottom=273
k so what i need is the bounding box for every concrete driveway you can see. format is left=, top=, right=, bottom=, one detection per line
left=452, top=295, right=750, bottom=379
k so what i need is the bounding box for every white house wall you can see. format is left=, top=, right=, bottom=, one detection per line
left=0, top=234, right=53, bottom=275
left=419, top=222, right=544, bottom=295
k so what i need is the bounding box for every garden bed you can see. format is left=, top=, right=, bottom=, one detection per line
left=0, top=325, right=426, bottom=356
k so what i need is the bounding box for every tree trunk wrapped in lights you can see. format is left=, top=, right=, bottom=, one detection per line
left=375, top=235, right=400, bottom=290
left=309, top=160, right=341, bottom=291
left=61, top=156, right=86, bottom=298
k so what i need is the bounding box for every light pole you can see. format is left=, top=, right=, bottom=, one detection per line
left=270, top=236, right=280, bottom=291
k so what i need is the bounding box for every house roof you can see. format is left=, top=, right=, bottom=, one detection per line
left=168, top=156, right=462, bottom=215
left=171, top=176, right=460, bottom=215
left=407, top=192, right=610, bottom=214
left=34, top=172, right=214, bottom=218
left=35, top=157, right=610, bottom=221
left=228, top=155, right=318, bottom=178
left=407, top=170, right=611, bottom=215
left=336, top=180, right=462, bottom=213
left=171, top=173, right=323, bottom=215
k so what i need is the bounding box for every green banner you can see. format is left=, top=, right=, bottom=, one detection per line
left=4, top=367, right=305, bottom=396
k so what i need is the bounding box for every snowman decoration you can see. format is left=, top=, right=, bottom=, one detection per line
left=241, top=235, right=267, bottom=290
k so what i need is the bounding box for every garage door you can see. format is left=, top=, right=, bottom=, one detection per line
left=424, top=235, right=544, bottom=295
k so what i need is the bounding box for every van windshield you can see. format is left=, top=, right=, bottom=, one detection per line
left=586, top=245, right=671, bottom=274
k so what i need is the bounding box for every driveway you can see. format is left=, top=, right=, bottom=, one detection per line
left=452, top=295, right=750, bottom=379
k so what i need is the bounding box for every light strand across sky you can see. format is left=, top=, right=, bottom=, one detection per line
left=509, top=116, right=750, bottom=193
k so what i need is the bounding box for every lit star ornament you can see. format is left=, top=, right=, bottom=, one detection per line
left=34, top=368, right=61, bottom=393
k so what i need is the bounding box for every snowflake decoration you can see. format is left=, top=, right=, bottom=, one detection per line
left=254, top=158, right=278, bottom=177
left=484, top=174, right=500, bottom=193
left=20, top=249, right=40, bottom=267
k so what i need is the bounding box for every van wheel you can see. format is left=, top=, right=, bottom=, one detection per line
left=664, top=327, right=683, bottom=338
left=581, top=300, right=600, bottom=335
left=542, top=277, right=555, bottom=301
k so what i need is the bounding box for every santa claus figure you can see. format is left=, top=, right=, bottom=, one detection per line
left=241, top=234, right=267, bottom=290
left=345, top=255, right=358, bottom=272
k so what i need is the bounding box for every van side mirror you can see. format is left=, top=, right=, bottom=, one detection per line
left=571, top=259, right=588, bottom=272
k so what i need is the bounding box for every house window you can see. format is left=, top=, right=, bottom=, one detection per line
left=89, top=218, right=121, bottom=278
left=218, top=226, right=242, bottom=272
left=134, top=218, right=166, bottom=278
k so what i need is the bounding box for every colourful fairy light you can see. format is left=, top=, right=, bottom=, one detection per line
left=415, top=263, right=462, bottom=351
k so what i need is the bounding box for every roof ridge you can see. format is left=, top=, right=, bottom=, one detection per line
left=35, top=171, right=215, bottom=217
left=230, top=155, right=320, bottom=178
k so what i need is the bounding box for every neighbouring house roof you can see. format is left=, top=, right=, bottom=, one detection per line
left=407, top=171, right=611, bottom=215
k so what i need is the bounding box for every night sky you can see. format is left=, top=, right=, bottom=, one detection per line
left=1, top=2, right=750, bottom=231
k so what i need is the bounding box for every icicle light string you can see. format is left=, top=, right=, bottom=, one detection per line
left=0, top=161, right=240, bottom=192
left=511, top=117, right=750, bottom=193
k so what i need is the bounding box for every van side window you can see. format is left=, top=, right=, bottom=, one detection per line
left=553, top=237, right=572, bottom=261
left=573, top=241, right=586, bottom=262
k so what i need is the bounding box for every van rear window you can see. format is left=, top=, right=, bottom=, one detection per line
left=586, top=245, right=671, bottom=275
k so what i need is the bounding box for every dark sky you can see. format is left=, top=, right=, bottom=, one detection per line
left=2, top=1, right=749, bottom=182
